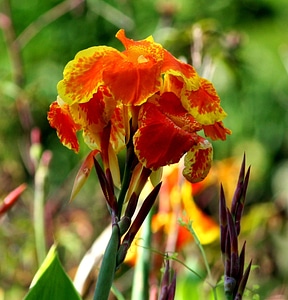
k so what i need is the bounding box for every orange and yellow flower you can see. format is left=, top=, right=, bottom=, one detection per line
left=48, top=29, right=230, bottom=183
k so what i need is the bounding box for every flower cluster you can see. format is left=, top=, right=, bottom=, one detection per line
left=48, top=29, right=230, bottom=183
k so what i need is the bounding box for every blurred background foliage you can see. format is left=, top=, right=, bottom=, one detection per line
left=0, top=0, right=287, bottom=299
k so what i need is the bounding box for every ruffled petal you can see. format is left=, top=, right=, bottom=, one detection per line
left=69, top=89, right=110, bottom=150
left=69, top=87, right=126, bottom=152
left=203, top=121, right=232, bottom=141
left=161, top=74, right=184, bottom=96
left=116, top=29, right=155, bottom=48
left=157, top=92, right=203, bottom=133
left=111, top=29, right=164, bottom=105
left=162, top=49, right=200, bottom=91
left=183, top=77, right=227, bottom=125
left=110, top=106, right=126, bottom=152
left=47, top=99, right=80, bottom=152
left=133, top=102, right=196, bottom=170
left=183, top=138, right=213, bottom=183
left=58, top=46, right=123, bottom=104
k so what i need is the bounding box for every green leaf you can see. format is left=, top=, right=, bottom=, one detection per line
left=24, top=245, right=81, bottom=300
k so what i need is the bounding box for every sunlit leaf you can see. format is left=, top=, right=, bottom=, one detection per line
left=24, top=245, right=81, bottom=300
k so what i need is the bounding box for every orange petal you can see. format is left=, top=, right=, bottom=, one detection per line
left=69, top=88, right=113, bottom=150
left=161, top=74, right=184, bottom=96
left=108, top=29, right=165, bottom=105
left=68, top=87, right=126, bottom=152
left=133, top=102, right=196, bottom=170
left=110, top=106, right=126, bottom=153
left=162, top=49, right=200, bottom=91
left=47, top=100, right=80, bottom=152
left=116, top=29, right=155, bottom=48
left=157, top=92, right=203, bottom=133
left=183, top=138, right=213, bottom=183
left=203, top=121, right=232, bottom=141
left=57, top=46, right=123, bottom=104
left=107, top=143, right=121, bottom=189
left=183, top=77, right=227, bottom=125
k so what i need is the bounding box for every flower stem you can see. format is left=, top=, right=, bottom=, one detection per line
left=179, top=219, right=218, bottom=299
left=117, top=143, right=136, bottom=219
left=93, top=224, right=120, bottom=300
left=131, top=209, right=153, bottom=300
left=34, top=151, right=51, bottom=266
left=190, top=227, right=219, bottom=299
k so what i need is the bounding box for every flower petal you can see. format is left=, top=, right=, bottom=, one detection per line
left=203, top=121, right=232, bottom=141
left=133, top=101, right=196, bottom=170
left=112, top=29, right=165, bottom=105
left=47, top=99, right=80, bottom=152
left=162, top=49, right=200, bottom=91
left=58, top=46, right=123, bottom=104
left=157, top=92, right=203, bottom=133
left=183, top=138, right=213, bottom=183
left=69, top=87, right=126, bottom=152
left=183, top=77, right=227, bottom=125
left=110, top=106, right=126, bottom=153
left=69, top=90, right=108, bottom=150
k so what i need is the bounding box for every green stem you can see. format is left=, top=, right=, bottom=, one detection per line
left=131, top=209, right=152, bottom=300
left=111, top=285, right=125, bottom=300
left=93, top=224, right=120, bottom=300
left=34, top=152, right=50, bottom=266
left=225, top=292, right=234, bottom=300
left=193, top=231, right=218, bottom=300
left=180, top=219, right=218, bottom=299
left=212, top=287, right=218, bottom=300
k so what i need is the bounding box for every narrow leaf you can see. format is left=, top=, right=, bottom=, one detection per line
left=123, top=182, right=161, bottom=245
left=227, top=209, right=239, bottom=278
left=231, top=154, right=246, bottom=217
left=235, top=260, right=252, bottom=300
left=219, top=184, right=228, bottom=257
left=93, top=157, right=117, bottom=215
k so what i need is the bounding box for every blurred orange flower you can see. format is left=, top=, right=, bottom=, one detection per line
left=124, top=162, right=219, bottom=266
left=152, top=163, right=219, bottom=250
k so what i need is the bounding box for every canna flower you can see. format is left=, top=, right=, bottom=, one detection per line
left=48, top=29, right=230, bottom=183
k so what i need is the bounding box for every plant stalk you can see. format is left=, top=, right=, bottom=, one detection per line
left=93, top=224, right=120, bottom=300
left=131, top=209, right=152, bottom=300
left=34, top=152, right=51, bottom=266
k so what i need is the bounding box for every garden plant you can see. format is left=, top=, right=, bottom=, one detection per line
left=1, top=0, right=288, bottom=299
